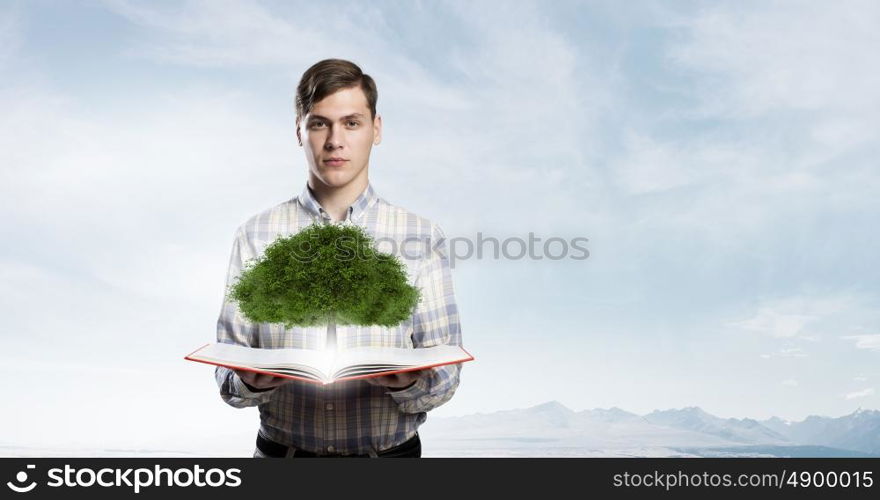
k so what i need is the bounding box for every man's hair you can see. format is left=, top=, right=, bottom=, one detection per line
left=295, top=59, right=378, bottom=123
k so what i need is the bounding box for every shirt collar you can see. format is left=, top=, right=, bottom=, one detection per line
left=297, top=182, right=378, bottom=222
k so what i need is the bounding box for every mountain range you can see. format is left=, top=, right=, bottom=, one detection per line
left=418, top=401, right=880, bottom=457
left=3, top=402, right=876, bottom=457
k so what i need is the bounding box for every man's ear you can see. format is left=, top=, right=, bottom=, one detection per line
left=373, top=113, right=382, bottom=146
left=295, top=121, right=303, bottom=147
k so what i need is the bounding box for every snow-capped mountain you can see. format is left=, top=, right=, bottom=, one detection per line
left=643, top=406, right=789, bottom=444
left=759, top=408, right=880, bottom=455
left=4, top=402, right=877, bottom=457
left=418, top=401, right=880, bottom=457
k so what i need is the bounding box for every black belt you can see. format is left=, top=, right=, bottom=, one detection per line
left=257, top=432, right=421, bottom=458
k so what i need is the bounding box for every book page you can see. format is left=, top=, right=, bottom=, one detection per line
left=330, top=345, right=472, bottom=380
left=189, top=343, right=334, bottom=381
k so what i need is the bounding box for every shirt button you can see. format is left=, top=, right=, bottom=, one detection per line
left=325, top=403, right=334, bottom=411
left=327, top=445, right=335, bottom=453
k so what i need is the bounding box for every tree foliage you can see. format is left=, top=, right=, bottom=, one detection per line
left=230, top=223, right=420, bottom=328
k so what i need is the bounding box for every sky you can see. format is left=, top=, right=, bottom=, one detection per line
left=1, top=0, right=879, bottom=454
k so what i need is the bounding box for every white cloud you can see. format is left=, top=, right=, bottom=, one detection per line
left=0, top=83, right=301, bottom=296
left=668, top=1, right=880, bottom=119
left=760, top=347, right=807, bottom=359
left=779, top=348, right=807, bottom=358
left=842, top=334, right=880, bottom=351
left=612, top=131, right=728, bottom=195
left=844, top=388, right=875, bottom=400
left=781, top=379, right=798, bottom=387
left=729, top=294, right=859, bottom=338
left=103, top=0, right=351, bottom=67
left=0, top=4, right=20, bottom=70
left=737, top=309, right=816, bottom=339
left=616, top=0, right=880, bottom=246
left=797, top=334, right=822, bottom=342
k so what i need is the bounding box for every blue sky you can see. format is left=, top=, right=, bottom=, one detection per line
left=1, top=0, right=879, bottom=453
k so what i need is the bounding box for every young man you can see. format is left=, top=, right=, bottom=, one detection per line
left=215, top=59, right=463, bottom=458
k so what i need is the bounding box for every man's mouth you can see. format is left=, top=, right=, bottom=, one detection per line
left=324, top=158, right=348, bottom=166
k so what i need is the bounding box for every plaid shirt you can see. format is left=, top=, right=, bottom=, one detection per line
left=215, top=182, right=463, bottom=456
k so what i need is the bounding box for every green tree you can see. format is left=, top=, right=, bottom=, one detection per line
left=230, top=223, right=420, bottom=348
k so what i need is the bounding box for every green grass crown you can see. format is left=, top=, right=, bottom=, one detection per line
left=230, top=223, right=420, bottom=328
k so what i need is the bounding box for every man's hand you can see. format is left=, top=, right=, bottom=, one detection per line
left=234, top=369, right=291, bottom=391
left=364, top=369, right=429, bottom=390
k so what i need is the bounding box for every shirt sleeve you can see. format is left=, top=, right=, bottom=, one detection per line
left=387, top=223, right=464, bottom=413
left=214, top=226, right=279, bottom=408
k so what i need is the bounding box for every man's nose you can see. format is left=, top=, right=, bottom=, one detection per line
left=324, top=126, right=343, bottom=150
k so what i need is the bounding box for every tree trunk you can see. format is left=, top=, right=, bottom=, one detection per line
left=325, top=312, right=337, bottom=351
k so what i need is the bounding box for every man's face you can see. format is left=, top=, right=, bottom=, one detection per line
left=297, top=86, right=382, bottom=189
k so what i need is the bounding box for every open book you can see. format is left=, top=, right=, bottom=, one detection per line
left=185, top=343, right=474, bottom=385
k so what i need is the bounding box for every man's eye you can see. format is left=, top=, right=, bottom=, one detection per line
left=309, top=122, right=326, bottom=129
left=346, top=121, right=360, bottom=127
